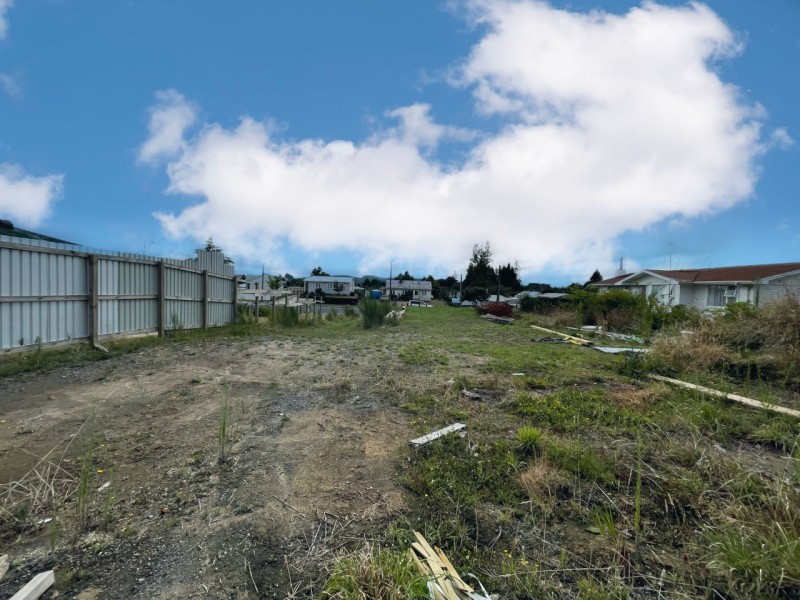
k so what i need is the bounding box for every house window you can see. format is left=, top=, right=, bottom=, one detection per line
left=708, top=285, right=737, bottom=307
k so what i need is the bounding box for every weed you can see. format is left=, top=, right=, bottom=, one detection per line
left=516, top=427, right=542, bottom=456
left=271, top=306, right=301, bottom=327
left=76, top=451, right=91, bottom=531
left=320, top=544, right=428, bottom=599
left=48, top=516, right=61, bottom=553
left=218, top=390, right=229, bottom=464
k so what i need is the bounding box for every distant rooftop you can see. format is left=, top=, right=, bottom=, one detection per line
left=0, top=219, right=74, bottom=244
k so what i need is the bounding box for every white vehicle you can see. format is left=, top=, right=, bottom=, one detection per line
left=407, top=300, right=432, bottom=307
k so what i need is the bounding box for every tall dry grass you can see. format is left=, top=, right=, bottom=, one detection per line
left=651, top=297, right=800, bottom=385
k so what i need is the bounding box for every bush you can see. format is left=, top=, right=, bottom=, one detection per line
left=476, top=302, right=513, bottom=318
left=359, top=297, right=392, bottom=329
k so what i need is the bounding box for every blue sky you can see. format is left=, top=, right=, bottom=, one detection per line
left=0, top=0, right=797, bottom=284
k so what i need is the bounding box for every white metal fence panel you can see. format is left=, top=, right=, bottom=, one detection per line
left=0, top=236, right=237, bottom=350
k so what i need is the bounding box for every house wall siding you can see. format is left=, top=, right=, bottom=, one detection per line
left=757, top=276, right=800, bottom=306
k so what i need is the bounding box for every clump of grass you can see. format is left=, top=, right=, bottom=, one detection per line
left=359, top=298, right=392, bottom=329
left=401, top=436, right=522, bottom=508
left=320, top=544, right=428, bottom=599
left=343, top=305, right=358, bottom=318
left=705, top=483, right=800, bottom=598
left=543, top=436, right=615, bottom=484
left=516, top=426, right=542, bottom=455
left=271, top=306, right=300, bottom=327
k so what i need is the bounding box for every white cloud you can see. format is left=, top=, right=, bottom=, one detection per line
left=0, top=163, right=63, bottom=227
left=138, top=89, right=197, bottom=165
left=147, top=1, right=769, bottom=278
left=0, top=73, right=22, bottom=99
left=0, top=0, right=11, bottom=40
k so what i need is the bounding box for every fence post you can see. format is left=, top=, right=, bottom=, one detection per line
left=202, top=270, right=209, bottom=329
left=158, top=262, right=166, bottom=337
left=231, top=275, right=238, bottom=324
left=88, top=255, right=99, bottom=346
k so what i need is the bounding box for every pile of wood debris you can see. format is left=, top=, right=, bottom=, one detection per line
left=409, top=531, right=492, bottom=600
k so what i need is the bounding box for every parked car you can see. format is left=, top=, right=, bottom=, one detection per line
left=407, top=300, right=432, bottom=307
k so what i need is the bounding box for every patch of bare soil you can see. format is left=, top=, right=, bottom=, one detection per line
left=0, top=336, right=410, bottom=598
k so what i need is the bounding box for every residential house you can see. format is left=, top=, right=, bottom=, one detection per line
left=304, top=275, right=357, bottom=297
left=596, top=262, right=800, bottom=309
left=383, top=279, right=433, bottom=301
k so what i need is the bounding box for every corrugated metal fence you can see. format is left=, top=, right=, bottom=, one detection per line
left=0, top=235, right=237, bottom=350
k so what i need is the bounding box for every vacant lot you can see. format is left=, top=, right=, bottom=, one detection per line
left=1, top=307, right=798, bottom=599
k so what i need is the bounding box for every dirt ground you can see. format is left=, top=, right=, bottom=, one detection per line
left=0, top=334, right=414, bottom=598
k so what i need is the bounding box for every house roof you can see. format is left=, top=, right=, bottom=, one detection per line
left=304, top=276, right=354, bottom=284
left=385, top=279, right=432, bottom=289
left=596, top=273, right=634, bottom=286
left=0, top=219, right=74, bottom=244
left=648, top=262, right=800, bottom=283
left=600, top=262, right=800, bottom=286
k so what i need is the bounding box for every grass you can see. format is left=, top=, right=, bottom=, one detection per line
left=6, top=303, right=800, bottom=598
left=320, top=544, right=428, bottom=600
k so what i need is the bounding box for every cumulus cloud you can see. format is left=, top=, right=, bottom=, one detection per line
left=0, top=0, right=11, bottom=39
left=138, top=89, right=197, bottom=165
left=0, top=164, right=63, bottom=227
left=147, top=1, right=770, bottom=277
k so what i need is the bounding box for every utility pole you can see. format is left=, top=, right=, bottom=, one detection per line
left=389, top=261, right=393, bottom=303
left=496, top=266, right=501, bottom=302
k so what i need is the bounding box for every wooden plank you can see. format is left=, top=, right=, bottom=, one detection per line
left=410, top=423, right=465, bottom=447
left=0, top=554, right=8, bottom=581
left=10, top=570, right=55, bottom=600
left=649, top=375, right=800, bottom=419
left=412, top=532, right=460, bottom=600
left=530, top=324, right=592, bottom=346
left=435, top=547, right=474, bottom=593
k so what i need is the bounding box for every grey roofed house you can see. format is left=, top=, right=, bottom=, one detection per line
left=303, top=275, right=356, bottom=296
left=383, top=279, right=433, bottom=301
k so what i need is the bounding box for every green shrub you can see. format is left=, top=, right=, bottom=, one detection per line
left=359, top=297, right=392, bottom=329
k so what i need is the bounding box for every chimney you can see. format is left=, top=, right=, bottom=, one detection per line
left=614, top=257, right=626, bottom=277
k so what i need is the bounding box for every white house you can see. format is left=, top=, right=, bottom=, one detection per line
left=304, top=276, right=357, bottom=297
left=597, top=262, right=800, bottom=309
left=383, top=279, right=433, bottom=301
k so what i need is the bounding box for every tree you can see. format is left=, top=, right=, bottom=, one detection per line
left=311, top=266, right=329, bottom=276
left=464, top=242, right=495, bottom=290
left=462, top=286, right=489, bottom=302
left=267, top=275, right=282, bottom=290
left=397, top=270, right=414, bottom=281
left=425, top=275, right=441, bottom=300
left=585, top=269, right=604, bottom=287
left=199, top=237, right=222, bottom=252
left=283, top=273, right=303, bottom=287
left=498, top=262, right=522, bottom=293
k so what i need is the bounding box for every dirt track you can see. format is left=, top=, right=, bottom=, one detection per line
left=0, top=334, right=412, bottom=598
